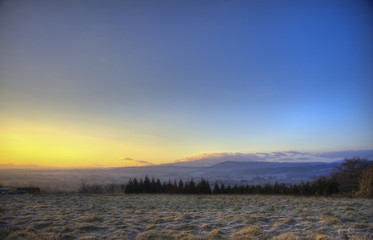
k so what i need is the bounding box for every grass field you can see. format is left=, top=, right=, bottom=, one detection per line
left=1, top=194, right=372, bottom=239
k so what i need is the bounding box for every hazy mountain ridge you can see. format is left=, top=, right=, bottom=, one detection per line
left=1, top=150, right=371, bottom=169
left=1, top=150, right=371, bottom=192
left=0, top=160, right=340, bottom=192
left=171, top=150, right=373, bottom=167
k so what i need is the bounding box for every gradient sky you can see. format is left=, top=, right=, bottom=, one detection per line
left=1, top=0, right=372, bottom=167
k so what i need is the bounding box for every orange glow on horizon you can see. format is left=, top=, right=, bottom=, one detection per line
left=0, top=119, right=160, bottom=168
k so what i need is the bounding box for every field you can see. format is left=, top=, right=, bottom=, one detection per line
left=1, top=194, right=372, bottom=240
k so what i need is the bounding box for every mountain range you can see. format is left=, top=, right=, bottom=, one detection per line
left=0, top=149, right=372, bottom=192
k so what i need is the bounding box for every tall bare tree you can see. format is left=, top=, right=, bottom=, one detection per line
left=332, top=157, right=372, bottom=193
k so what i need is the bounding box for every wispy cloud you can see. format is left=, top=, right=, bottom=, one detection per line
left=296, top=157, right=311, bottom=161
left=119, top=157, right=152, bottom=167
left=271, top=152, right=288, bottom=157
left=174, top=150, right=373, bottom=167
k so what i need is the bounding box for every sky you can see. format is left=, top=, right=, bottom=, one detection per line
left=0, top=0, right=372, bottom=168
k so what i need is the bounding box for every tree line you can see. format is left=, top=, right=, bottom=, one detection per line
left=124, top=176, right=341, bottom=195
left=79, top=157, right=373, bottom=197
left=79, top=176, right=338, bottom=195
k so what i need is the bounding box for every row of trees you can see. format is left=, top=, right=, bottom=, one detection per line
left=78, top=158, right=372, bottom=197
left=79, top=176, right=339, bottom=196
left=123, top=176, right=339, bottom=195
left=125, top=177, right=212, bottom=194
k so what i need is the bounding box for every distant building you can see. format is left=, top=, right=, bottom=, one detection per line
left=16, top=187, right=41, bottom=194
left=0, top=188, right=10, bottom=195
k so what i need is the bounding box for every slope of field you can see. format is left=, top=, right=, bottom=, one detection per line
left=1, top=194, right=372, bottom=239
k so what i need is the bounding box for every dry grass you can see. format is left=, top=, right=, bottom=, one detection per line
left=0, top=194, right=372, bottom=239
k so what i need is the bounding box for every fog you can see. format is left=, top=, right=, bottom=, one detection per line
left=0, top=161, right=339, bottom=192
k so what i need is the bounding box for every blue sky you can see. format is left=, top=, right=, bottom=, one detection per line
left=0, top=0, right=372, bottom=166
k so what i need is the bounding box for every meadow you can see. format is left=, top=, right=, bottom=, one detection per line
left=0, top=194, right=372, bottom=240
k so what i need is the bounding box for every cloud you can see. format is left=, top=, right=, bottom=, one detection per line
left=284, top=151, right=304, bottom=155
left=296, top=157, right=311, bottom=161
left=276, top=158, right=294, bottom=162
left=271, top=152, right=288, bottom=157
left=315, top=150, right=373, bottom=159
left=256, top=152, right=271, bottom=158
left=174, top=152, right=265, bottom=167
left=171, top=149, right=373, bottom=167
left=137, top=160, right=150, bottom=164
left=119, top=157, right=152, bottom=167
left=178, top=152, right=263, bottom=162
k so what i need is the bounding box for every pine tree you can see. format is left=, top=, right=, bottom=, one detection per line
left=226, top=185, right=232, bottom=194
left=144, top=176, right=151, bottom=193
left=156, top=179, right=162, bottom=193
left=178, top=179, right=184, bottom=193
left=220, top=183, right=226, bottom=194
left=133, top=178, right=139, bottom=193
left=196, top=179, right=211, bottom=194
left=213, top=182, right=220, bottom=194
left=125, top=179, right=133, bottom=193
left=150, top=178, right=156, bottom=193
left=189, top=179, right=196, bottom=194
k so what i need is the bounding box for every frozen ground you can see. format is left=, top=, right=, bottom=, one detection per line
left=0, top=194, right=372, bottom=239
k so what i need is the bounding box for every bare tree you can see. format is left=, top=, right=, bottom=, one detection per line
left=357, top=164, right=373, bottom=197
left=332, top=157, right=372, bottom=193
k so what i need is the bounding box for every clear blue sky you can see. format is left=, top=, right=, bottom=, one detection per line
left=0, top=0, right=372, bottom=166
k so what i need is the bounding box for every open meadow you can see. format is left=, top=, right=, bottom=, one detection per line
left=1, top=194, right=372, bottom=240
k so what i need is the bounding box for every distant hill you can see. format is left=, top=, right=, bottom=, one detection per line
left=170, top=150, right=373, bottom=167
left=1, top=149, right=371, bottom=192
left=0, top=160, right=339, bottom=192
left=0, top=163, right=44, bottom=169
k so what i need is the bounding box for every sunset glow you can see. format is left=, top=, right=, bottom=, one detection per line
left=0, top=0, right=372, bottom=168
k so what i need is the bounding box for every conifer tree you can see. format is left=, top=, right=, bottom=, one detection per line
left=220, top=183, right=226, bottom=194
left=125, top=179, right=133, bottom=193
left=178, top=179, right=184, bottom=193
left=150, top=178, right=156, bottom=193
left=156, top=179, right=162, bottom=193
left=213, top=182, right=220, bottom=194
left=144, top=176, right=151, bottom=193
left=189, top=179, right=196, bottom=194
left=226, top=185, right=232, bottom=194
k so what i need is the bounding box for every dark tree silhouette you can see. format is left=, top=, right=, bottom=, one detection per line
left=79, top=157, right=372, bottom=197
left=213, top=182, right=220, bottom=194
left=178, top=179, right=184, bottom=193
left=196, top=179, right=211, bottom=194
left=332, top=157, right=372, bottom=193
left=220, top=183, right=226, bottom=194
left=357, top=163, right=373, bottom=197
